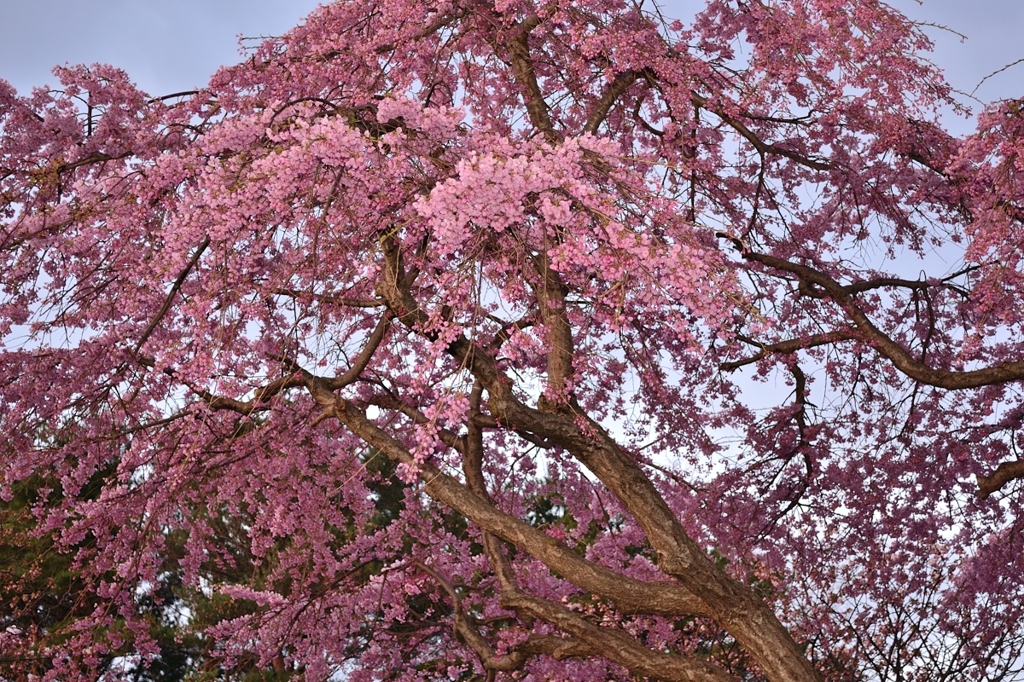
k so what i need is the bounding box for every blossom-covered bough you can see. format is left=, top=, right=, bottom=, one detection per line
left=2, top=0, right=1023, bottom=680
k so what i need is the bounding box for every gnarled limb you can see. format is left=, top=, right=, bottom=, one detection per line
left=582, top=69, right=645, bottom=135
left=505, top=14, right=560, bottom=143
left=321, top=393, right=710, bottom=619
left=327, top=312, right=393, bottom=389
left=978, top=461, right=1024, bottom=499
left=530, top=249, right=576, bottom=412
left=191, top=310, right=392, bottom=414
left=453, top=403, right=735, bottom=680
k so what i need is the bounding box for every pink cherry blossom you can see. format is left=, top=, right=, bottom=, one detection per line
left=2, top=1, right=1024, bottom=681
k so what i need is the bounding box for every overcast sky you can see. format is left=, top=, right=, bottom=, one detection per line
left=0, top=0, right=1021, bottom=130
left=0, top=0, right=322, bottom=96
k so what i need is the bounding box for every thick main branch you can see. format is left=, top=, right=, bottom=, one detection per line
left=372, top=240, right=822, bottom=682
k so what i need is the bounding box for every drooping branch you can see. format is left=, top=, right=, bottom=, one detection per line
left=368, top=6, right=468, bottom=56
left=689, top=92, right=830, bottom=171
left=148, top=90, right=200, bottom=103
left=368, top=392, right=466, bottom=455
left=272, top=287, right=386, bottom=308
left=133, top=236, right=210, bottom=355
left=742, top=250, right=1024, bottom=390
left=721, top=331, right=856, bottom=371
left=412, top=560, right=518, bottom=672
left=53, top=150, right=133, bottom=176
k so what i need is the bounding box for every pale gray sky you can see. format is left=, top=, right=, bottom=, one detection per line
left=0, top=0, right=1020, bottom=128
left=888, top=0, right=1023, bottom=105
left=0, top=0, right=321, bottom=96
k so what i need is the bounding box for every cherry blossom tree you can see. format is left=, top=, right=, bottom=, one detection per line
left=2, top=0, right=1024, bottom=680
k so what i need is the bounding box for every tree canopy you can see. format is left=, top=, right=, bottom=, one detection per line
left=2, top=0, right=1023, bottom=680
